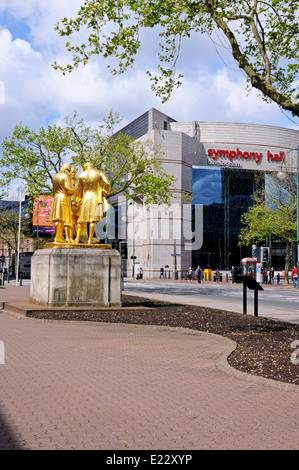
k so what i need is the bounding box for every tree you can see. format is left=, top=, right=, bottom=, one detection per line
left=52, top=0, right=299, bottom=117
left=0, top=111, right=176, bottom=206
left=0, top=202, right=32, bottom=276
left=0, top=122, right=71, bottom=199
left=239, top=166, right=297, bottom=283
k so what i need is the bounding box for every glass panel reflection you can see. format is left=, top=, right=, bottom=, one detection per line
left=192, top=166, right=258, bottom=270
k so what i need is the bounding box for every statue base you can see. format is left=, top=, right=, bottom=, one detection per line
left=30, top=248, right=121, bottom=307
left=44, top=242, right=112, bottom=249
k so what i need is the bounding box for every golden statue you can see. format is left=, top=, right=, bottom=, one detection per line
left=69, top=166, right=80, bottom=240
left=74, top=162, right=110, bottom=245
left=50, top=163, right=74, bottom=243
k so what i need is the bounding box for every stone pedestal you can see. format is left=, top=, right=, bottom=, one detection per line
left=30, top=247, right=121, bottom=307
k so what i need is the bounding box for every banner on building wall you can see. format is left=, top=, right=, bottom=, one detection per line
left=32, top=195, right=55, bottom=234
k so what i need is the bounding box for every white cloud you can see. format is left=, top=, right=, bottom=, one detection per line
left=0, top=0, right=297, bottom=151
left=147, top=67, right=288, bottom=128
left=0, top=28, right=41, bottom=67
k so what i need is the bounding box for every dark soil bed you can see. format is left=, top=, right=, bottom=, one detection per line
left=28, top=294, right=299, bottom=386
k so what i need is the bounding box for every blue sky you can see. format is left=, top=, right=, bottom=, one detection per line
left=0, top=10, right=31, bottom=42
left=0, top=0, right=298, bottom=171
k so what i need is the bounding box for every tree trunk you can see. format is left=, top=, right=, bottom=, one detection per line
left=284, top=242, right=291, bottom=285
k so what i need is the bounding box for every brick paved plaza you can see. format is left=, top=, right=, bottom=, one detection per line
left=0, top=282, right=298, bottom=450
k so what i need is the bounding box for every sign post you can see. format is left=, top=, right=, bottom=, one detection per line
left=240, top=275, right=264, bottom=316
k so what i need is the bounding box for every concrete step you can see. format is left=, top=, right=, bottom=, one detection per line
left=1, top=301, right=151, bottom=317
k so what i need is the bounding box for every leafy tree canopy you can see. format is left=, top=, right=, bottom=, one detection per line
left=0, top=111, right=176, bottom=207
left=53, top=0, right=299, bottom=116
left=239, top=165, right=297, bottom=279
left=0, top=202, right=31, bottom=255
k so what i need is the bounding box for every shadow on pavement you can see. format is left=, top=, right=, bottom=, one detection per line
left=0, top=410, right=23, bottom=450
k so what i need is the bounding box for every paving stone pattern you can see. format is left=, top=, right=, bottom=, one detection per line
left=0, top=282, right=298, bottom=450
left=0, top=309, right=298, bottom=450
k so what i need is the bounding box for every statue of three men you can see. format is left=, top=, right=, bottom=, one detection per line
left=50, top=162, right=110, bottom=245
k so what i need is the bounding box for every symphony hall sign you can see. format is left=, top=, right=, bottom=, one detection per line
left=208, top=148, right=285, bottom=164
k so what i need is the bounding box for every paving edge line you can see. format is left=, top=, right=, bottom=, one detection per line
left=215, top=335, right=299, bottom=393
left=2, top=307, right=299, bottom=393
left=124, top=291, right=299, bottom=392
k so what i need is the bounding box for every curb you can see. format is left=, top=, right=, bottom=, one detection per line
left=214, top=334, right=299, bottom=393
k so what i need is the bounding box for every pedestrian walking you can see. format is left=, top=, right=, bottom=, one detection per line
left=160, top=267, right=164, bottom=279
left=292, top=265, right=298, bottom=288
left=269, top=267, right=274, bottom=285
left=263, top=268, right=268, bottom=284
left=231, top=266, right=236, bottom=284
left=195, top=266, right=202, bottom=283
left=187, top=267, right=193, bottom=281
left=215, top=269, right=220, bottom=283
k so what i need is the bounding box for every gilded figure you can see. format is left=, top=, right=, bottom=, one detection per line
left=69, top=166, right=80, bottom=240
left=50, top=162, right=74, bottom=243
left=74, top=162, right=110, bottom=244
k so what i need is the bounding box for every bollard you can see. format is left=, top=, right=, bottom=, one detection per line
left=19, top=273, right=22, bottom=286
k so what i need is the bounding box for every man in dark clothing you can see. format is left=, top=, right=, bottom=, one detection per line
left=196, top=266, right=202, bottom=283
left=269, top=267, right=274, bottom=285
left=231, top=266, right=236, bottom=284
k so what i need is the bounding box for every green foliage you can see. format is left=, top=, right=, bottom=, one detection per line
left=52, top=0, right=299, bottom=115
left=0, top=111, right=176, bottom=206
left=239, top=165, right=297, bottom=279
left=0, top=205, right=31, bottom=254
left=239, top=167, right=297, bottom=247
left=239, top=203, right=272, bottom=246
left=0, top=123, right=70, bottom=198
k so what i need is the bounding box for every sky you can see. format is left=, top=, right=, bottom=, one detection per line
left=0, top=0, right=298, bottom=179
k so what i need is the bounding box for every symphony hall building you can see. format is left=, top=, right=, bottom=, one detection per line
left=114, top=108, right=299, bottom=279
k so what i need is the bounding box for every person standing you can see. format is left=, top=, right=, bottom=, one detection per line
left=263, top=268, right=268, bottom=284
left=215, top=269, right=220, bottom=283
left=269, top=267, right=275, bottom=285
left=160, top=267, right=164, bottom=279
left=195, top=266, right=202, bottom=283
left=231, top=266, right=236, bottom=284
left=292, top=265, right=298, bottom=287
left=187, top=266, right=193, bottom=280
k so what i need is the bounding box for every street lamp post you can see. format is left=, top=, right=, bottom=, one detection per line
left=16, top=188, right=22, bottom=286
left=16, top=186, right=30, bottom=286
left=277, top=145, right=299, bottom=288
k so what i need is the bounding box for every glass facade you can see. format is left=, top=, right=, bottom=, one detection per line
left=192, top=166, right=259, bottom=270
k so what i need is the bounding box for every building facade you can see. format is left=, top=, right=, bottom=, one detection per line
left=116, top=108, right=299, bottom=279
